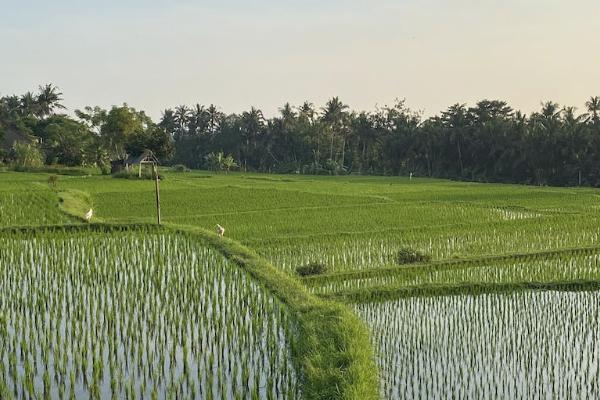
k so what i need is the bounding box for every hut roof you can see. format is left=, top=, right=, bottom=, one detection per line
left=125, top=150, right=158, bottom=165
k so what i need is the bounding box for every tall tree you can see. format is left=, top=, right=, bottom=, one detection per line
left=37, top=84, right=66, bottom=117
left=586, top=96, right=600, bottom=124
left=321, top=97, right=349, bottom=163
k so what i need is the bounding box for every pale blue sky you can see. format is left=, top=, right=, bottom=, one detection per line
left=1, top=0, right=599, bottom=118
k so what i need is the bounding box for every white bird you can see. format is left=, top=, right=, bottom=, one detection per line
left=216, top=224, right=225, bottom=237
left=84, top=209, right=93, bottom=222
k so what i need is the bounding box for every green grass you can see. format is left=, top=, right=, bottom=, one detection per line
left=57, top=189, right=94, bottom=221
left=2, top=169, right=600, bottom=399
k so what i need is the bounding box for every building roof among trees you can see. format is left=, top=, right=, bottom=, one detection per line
left=124, top=149, right=158, bottom=165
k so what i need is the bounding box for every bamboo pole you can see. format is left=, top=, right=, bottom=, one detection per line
left=154, top=164, right=161, bottom=225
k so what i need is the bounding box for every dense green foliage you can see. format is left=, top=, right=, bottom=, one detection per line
left=164, top=97, right=600, bottom=187
left=3, top=85, right=600, bottom=187
left=0, top=85, right=172, bottom=167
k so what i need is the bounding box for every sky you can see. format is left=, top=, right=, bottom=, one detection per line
left=1, top=0, right=599, bottom=120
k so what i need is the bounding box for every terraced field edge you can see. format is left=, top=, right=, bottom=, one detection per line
left=302, top=245, right=600, bottom=286
left=168, top=224, right=380, bottom=400
left=322, top=280, right=600, bottom=303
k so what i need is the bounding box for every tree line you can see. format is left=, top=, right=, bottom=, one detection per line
left=1, top=84, right=600, bottom=186
left=163, top=96, right=600, bottom=186
left=0, top=84, right=172, bottom=171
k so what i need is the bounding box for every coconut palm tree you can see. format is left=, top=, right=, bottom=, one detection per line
left=37, top=84, right=65, bottom=117
left=173, top=105, right=191, bottom=137
left=20, top=92, right=39, bottom=117
left=240, top=107, right=265, bottom=170
left=585, top=96, right=600, bottom=123
left=321, top=97, right=349, bottom=162
left=189, top=104, right=209, bottom=136
left=159, top=109, right=177, bottom=138
left=206, top=104, right=221, bottom=135
left=298, top=101, right=315, bottom=123
left=279, top=103, right=296, bottom=123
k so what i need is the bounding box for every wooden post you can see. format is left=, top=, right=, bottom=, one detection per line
left=154, top=164, right=161, bottom=225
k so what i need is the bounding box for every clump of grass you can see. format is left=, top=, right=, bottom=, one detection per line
left=296, top=262, right=328, bottom=276
left=172, top=164, right=191, bottom=173
left=47, top=175, right=59, bottom=188
left=395, top=248, right=431, bottom=265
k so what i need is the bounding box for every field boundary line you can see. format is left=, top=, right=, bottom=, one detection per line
left=302, top=245, right=600, bottom=286
left=321, top=280, right=600, bottom=303
left=243, top=214, right=594, bottom=244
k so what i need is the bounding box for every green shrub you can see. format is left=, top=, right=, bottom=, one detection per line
left=11, top=143, right=44, bottom=168
left=296, top=262, right=328, bottom=276
left=172, top=164, right=191, bottom=172
left=395, top=248, right=431, bottom=264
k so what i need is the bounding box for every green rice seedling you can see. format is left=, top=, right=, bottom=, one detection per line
left=0, top=230, right=299, bottom=399
left=354, top=290, right=600, bottom=399
left=306, top=248, right=600, bottom=296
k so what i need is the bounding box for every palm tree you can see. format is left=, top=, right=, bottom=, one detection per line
left=298, top=101, right=315, bottom=123
left=441, top=104, right=470, bottom=176
left=352, top=112, right=377, bottom=173
left=240, top=107, right=265, bottom=169
left=37, top=84, right=65, bottom=117
left=173, top=105, right=191, bottom=138
left=20, top=92, right=39, bottom=117
left=190, top=104, right=209, bottom=135
left=206, top=104, right=221, bottom=135
left=321, top=97, right=349, bottom=162
left=586, top=96, right=600, bottom=123
left=159, top=109, right=177, bottom=137
left=297, top=101, right=321, bottom=164
left=279, top=103, right=296, bottom=122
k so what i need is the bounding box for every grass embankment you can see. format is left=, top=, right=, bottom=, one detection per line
left=302, top=245, right=600, bottom=286
left=168, top=224, right=379, bottom=400
left=323, top=280, right=600, bottom=304
left=57, top=189, right=95, bottom=222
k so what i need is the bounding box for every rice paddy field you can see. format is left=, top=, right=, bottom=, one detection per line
left=0, top=230, right=298, bottom=399
left=354, top=290, right=600, bottom=399
left=1, top=168, right=599, bottom=399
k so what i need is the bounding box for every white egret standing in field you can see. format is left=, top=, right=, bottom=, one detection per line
left=216, top=224, right=225, bottom=237
left=84, top=209, right=93, bottom=222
